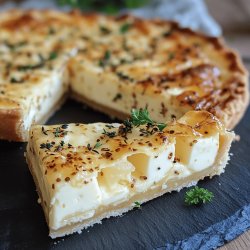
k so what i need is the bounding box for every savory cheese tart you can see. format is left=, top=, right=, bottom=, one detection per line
left=26, top=110, right=234, bottom=238
left=0, top=9, right=248, bottom=141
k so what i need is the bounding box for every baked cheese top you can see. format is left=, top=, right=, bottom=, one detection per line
left=0, top=10, right=248, bottom=128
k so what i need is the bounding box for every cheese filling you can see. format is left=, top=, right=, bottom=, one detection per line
left=42, top=131, right=218, bottom=230
left=70, top=63, right=187, bottom=122
left=23, top=69, right=68, bottom=131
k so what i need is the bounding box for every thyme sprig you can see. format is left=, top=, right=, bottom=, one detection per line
left=130, top=108, right=166, bottom=131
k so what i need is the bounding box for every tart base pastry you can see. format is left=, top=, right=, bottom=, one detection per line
left=0, top=93, right=68, bottom=141
left=26, top=111, right=234, bottom=238
left=0, top=10, right=248, bottom=141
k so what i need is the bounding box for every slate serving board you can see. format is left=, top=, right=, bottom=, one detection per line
left=0, top=99, right=250, bottom=250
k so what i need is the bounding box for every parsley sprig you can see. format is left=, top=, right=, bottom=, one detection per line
left=184, top=186, right=214, bottom=206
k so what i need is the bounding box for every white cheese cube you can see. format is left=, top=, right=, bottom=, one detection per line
left=128, top=144, right=175, bottom=192
left=175, top=133, right=219, bottom=171
left=50, top=177, right=101, bottom=230
left=98, top=162, right=133, bottom=206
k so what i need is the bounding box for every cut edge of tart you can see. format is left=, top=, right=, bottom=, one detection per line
left=25, top=110, right=234, bottom=238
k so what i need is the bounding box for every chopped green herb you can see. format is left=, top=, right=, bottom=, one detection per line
left=48, top=27, right=56, bottom=35
left=17, top=62, right=44, bottom=71
left=48, top=51, right=58, bottom=61
left=53, top=127, right=61, bottom=137
left=4, top=41, right=27, bottom=50
left=134, top=201, right=141, bottom=208
left=139, top=127, right=152, bottom=136
left=168, top=52, right=175, bottom=61
left=119, top=58, right=132, bottom=64
left=99, top=50, right=111, bottom=67
left=104, top=50, right=111, bottom=60
left=53, top=127, right=67, bottom=137
left=116, top=72, right=133, bottom=81
left=120, top=23, right=132, bottom=34
left=102, top=129, right=116, bottom=138
left=87, top=142, right=102, bottom=154
left=94, top=142, right=102, bottom=149
left=87, top=143, right=92, bottom=151
left=105, top=124, right=115, bottom=129
left=118, top=119, right=133, bottom=138
left=184, top=186, right=214, bottom=206
left=10, top=77, right=24, bottom=84
left=100, top=26, right=111, bottom=35
left=17, top=51, right=57, bottom=71
left=60, top=141, right=65, bottom=147
left=40, top=142, right=53, bottom=150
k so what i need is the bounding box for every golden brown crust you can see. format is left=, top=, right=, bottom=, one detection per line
left=0, top=108, right=24, bottom=141
left=0, top=93, right=67, bottom=141
left=0, top=9, right=248, bottom=141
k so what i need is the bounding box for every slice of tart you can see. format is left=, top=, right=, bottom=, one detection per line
left=26, top=110, right=234, bottom=238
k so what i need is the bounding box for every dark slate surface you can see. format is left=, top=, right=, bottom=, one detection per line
left=0, top=99, right=250, bottom=250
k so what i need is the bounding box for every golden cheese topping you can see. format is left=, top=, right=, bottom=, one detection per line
left=0, top=9, right=248, bottom=132
left=29, top=110, right=224, bottom=189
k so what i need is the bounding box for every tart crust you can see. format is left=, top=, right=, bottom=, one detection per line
left=0, top=94, right=67, bottom=141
